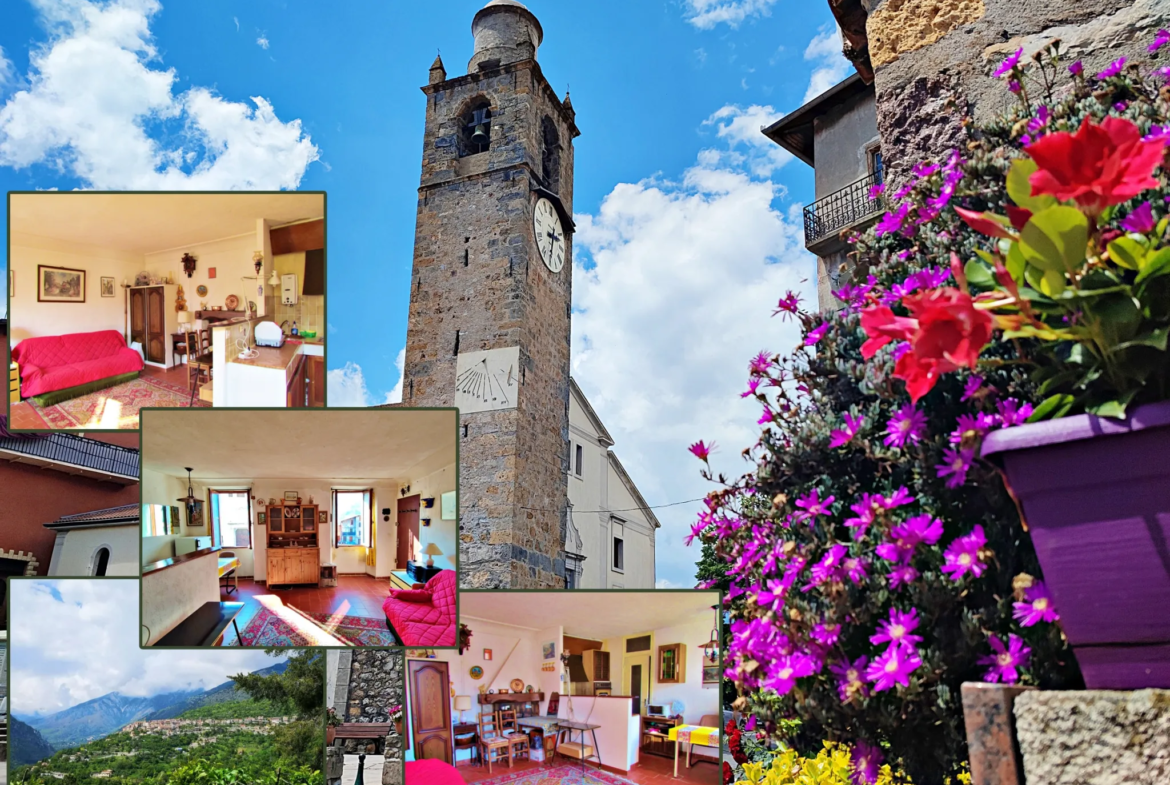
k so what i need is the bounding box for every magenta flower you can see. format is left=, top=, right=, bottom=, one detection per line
left=764, top=651, right=818, bottom=695
left=936, top=447, right=976, bottom=488
left=875, top=541, right=910, bottom=564
left=1027, top=105, right=1050, bottom=135
left=1145, top=125, right=1170, bottom=144
left=844, top=494, right=883, bottom=535
left=773, top=291, right=801, bottom=318
left=1068, top=60, right=1084, bottom=76
left=887, top=563, right=919, bottom=589
left=884, top=403, right=928, bottom=449
left=741, top=377, right=762, bottom=398
left=910, top=267, right=951, bottom=290
left=1120, top=201, right=1156, bottom=233
left=891, top=341, right=913, bottom=361
left=688, top=440, right=714, bottom=462
left=1097, top=57, right=1126, bottom=79
left=961, top=374, right=985, bottom=402
left=795, top=488, right=835, bottom=521
left=1155, top=66, right=1170, bottom=83
left=748, top=351, right=771, bottom=376
left=874, top=202, right=911, bottom=237
left=891, top=514, right=944, bottom=548
left=881, top=487, right=915, bottom=509
left=868, top=183, right=886, bottom=200
left=994, top=47, right=1023, bottom=78
left=912, top=161, right=940, bottom=178
left=996, top=398, right=1034, bottom=427
left=806, top=544, right=848, bottom=589
left=851, top=739, right=884, bottom=785
left=1013, top=581, right=1060, bottom=626
left=980, top=634, right=1031, bottom=684
left=758, top=408, right=775, bottom=426
left=949, top=413, right=993, bottom=445
left=805, top=322, right=830, bottom=346
left=866, top=644, right=922, bottom=691
left=941, top=525, right=988, bottom=581
left=829, top=412, right=865, bottom=448
left=843, top=556, right=869, bottom=585
left=1151, top=28, right=1170, bottom=52
left=811, top=622, right=841, bottom=646
left=1008, top=80, right=1022, bottom=94
left=870, top=607, right=924, bottom=650
left=830, top=656, right=869, bottom=702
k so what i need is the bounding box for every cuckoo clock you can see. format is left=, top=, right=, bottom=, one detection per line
left=180, top=253, right=197, bottom=278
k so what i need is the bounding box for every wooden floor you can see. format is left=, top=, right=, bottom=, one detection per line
left=453, top=753, right=719, bottom=784
left=220, top=574, right=394, bottom=645
left=8, top=364, right=196, bottom=429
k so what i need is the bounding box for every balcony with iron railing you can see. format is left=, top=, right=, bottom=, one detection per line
left=803, top=168, right=884, bottom=250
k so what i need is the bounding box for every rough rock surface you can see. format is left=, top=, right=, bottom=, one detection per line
left=868, top=0, right=987, bottom=68
left=1014, top=689, right=1170, bottom=785
left=335, top=649, right=405, bottom=785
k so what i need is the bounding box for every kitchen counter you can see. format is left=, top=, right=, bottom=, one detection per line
left=228, top=343, right=301, bottom=370
left=143, top=546, right=223, bottom=576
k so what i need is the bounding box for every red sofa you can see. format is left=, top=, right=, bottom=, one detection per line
left=383, top=569, right=456, bottom=647
left=405, top=759, right=462, bottom=785
left=12, top=331, right=144, bottom=399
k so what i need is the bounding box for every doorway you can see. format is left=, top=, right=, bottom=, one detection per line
left=396, top=495, right=420, bottom=569
left=624, top=648, right=652, bottom=716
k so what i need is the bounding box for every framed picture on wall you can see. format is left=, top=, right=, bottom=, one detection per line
left=441, top=491, right=457, bottom=520
left=542, top=641, right=556, bottom=661
left=100, top=276, right=115, bottom=297
left=37, top=265, right=86, bottom=303
left=187, top=499, right=205, bottom=530
left=257, top=511, right=266, bottom=526
left=319, top=511, right=328, bottom=523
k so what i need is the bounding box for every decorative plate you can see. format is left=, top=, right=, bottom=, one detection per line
left=510, top=678, right=525, bottom=693
left=526, top=684, right=534, bottom=693
left=469, top=666, right=484, bottom=680
left=225, top=294, right=240, bottom=310
left=488, top=689, right=496, bottom=694
left=196, top=285, right=208, bottom=297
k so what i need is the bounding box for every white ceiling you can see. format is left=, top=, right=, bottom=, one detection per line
left=461, top=591, right=720, bottom=640
left=10, top=192, right=324, bottom=255
left=141, top=409, right=457, bottom=481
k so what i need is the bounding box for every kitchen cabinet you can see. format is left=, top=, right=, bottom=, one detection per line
left=129, top=284, right=178, bottom=366
left=583, top=649, right=610, bottom=682
left=307, top=355, right=325, bottom=407
left=265, top=502, right=320, bottom=586
left=657, top=643, right=686, bottom=684
left=287, top=356, right=307, bottom=408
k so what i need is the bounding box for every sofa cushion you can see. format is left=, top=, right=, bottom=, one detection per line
left=13, top=332, right=143, bottom=398
left=382, top=570, right=456, bottom=647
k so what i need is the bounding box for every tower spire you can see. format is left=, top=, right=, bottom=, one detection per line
left=429, top=50, right=447, bottom=85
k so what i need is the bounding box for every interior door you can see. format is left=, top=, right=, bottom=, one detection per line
left=408, top=659, right=452, bottom=764
left=625, top=651, right=652, bottom=715
left=147, top=287, right=165, bottom=363
left=397, top=495, right=420, bottom=569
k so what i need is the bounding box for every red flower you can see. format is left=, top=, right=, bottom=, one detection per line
left=860, top=305, right=918, bottom=359
left=888, top=289, right=993, bottom=402
left=955, top=207, right=1013, bottom=238
left=1026, top=117, right=1164, bottom=214
left=723, top=761, right=734, bottom=785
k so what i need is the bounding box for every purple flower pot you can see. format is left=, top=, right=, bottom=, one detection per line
left=981, top=400, right=1170, bottom=690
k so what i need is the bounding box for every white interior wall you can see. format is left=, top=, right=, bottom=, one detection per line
left=642, top=614, right=719, bottom=725
left=410, top=463, right=457, bottom=572
left=144, top=232, right=264, bottom=317
left=141, top=555, right=219, bottom=645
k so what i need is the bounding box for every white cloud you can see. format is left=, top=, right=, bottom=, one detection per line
left=256, top=35, right=269, bottom=50
left=10, top=580, right=283, bottom=716
left=803, top=24, right=852, bottom=103
left=385, top=348, right=405, bottom=405
left=233, top=16, right=239, bottom=32
left=701, top=103, right=791, bottom=178
left=0, top=0, right=318, bottom=189
left=0, top=46, right=15, bottom=92
left=684, top=0, right=779, bottom=29
left=656, top=577, right=686, bottom=589
left=571, top=128, right=814, bottom=588
left=328, top=361, right=374, bottom=407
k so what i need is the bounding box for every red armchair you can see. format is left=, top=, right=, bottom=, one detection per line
left=382, top=569, right=456, bottom=647
left=12, top=330, right=143, bottom=399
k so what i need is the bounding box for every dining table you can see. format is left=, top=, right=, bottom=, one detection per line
left=668, top=723, right=720, bottom=777
left=516, top=716, right=561, bottom=764
left=218, top=554, right=240, bottom=595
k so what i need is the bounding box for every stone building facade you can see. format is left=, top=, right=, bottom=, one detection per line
left=398, top=0, right=580, bottom=589
left=831, top=0, right=1170, bottom=183
left=327, top=649, right=405, bottom=785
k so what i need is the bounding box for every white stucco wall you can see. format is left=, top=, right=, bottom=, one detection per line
left=409, top=463, right=458, bottom=573
left=49, top=525, right=139, bottom=577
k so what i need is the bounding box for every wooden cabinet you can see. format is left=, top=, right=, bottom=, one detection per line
left=265, top=502, right=320, bottom=586
left=307, top=355, right=325, bottom=407
left=287, top=356, right=306, bottom=407
left=128, top=285, right=178, bottom=366
left=583, top=649, right=610, bottom=682
left=409, top=660, right=453, bottom=764
left=657, top=643, right=686, bottom=684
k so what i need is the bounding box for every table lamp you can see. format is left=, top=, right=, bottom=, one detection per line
left=453, top=695, right=472, bottom=723
left=178, top=309, right=194, bottom=332
left=423, top=542, right=444, bottom=568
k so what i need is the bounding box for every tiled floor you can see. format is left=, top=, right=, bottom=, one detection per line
left=220, top=574, right=394, bottom=645
left=454, top=753, right=719, bottom=784
left=8, top=364, right=197, bottom=429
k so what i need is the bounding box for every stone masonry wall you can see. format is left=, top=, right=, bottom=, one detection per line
left=402, top=59, right=574, bottom=589
left=861, top=0, right=1170, bottom=184
left=341, top=649, right=404, bottom=785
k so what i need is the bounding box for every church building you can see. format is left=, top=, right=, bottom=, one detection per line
left=395, top=0, right=657, bottom=590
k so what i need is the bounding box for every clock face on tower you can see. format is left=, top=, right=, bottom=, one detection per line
left=533, top=197, right=565, bottom=273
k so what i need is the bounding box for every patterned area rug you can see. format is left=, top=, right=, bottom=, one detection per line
left=238, top=606, right=399, bottom=647
left=471, top=765, right=637, bottom=785
left=29, top=376, right=207, bottom=429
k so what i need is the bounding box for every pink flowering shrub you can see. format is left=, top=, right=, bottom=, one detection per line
left=687, top=37, right=1170, bottom=783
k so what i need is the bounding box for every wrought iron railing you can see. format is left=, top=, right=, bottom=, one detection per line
left=803, top=169, right=884, bottom=247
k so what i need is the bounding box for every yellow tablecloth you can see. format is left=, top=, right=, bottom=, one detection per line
left=669, top=725, right=719, bottom=747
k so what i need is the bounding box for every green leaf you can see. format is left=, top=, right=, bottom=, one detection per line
left=1041, top=268, right=1066, bottom=297
left=1115, top=326, right=1170, bottom=352
left=1157, top=216, right=1169, bottom=238
left=1006, top=242, right=1027, bottom=282
left=1028, top=394, right=1077, bottom=421
left=1087, top=394, right=1135, bottom=419
left=965, top=258, right=995, bottom=288
left=1136, top=247, right=1170, bottom=284
left=1007, top=159, right=1058, bottom=212
left=1023, top=264, right=1046, bottom=292
left=1020, top=205, right=1089, bottom=272
left=1108, top=236, right=1146, bottom=270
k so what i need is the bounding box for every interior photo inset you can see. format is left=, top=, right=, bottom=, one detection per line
left=139, top=408, right=457, bottom=648
left=7, top=191, right=326, bottom=430
left=404, top=590, right=721, bottom=785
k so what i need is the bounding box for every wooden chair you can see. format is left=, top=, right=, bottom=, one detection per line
left=199, top=326, right=212, bottom=353
left=172, top=331, right=188, bottom=368
left=477, top=709, right=512, bottom=774
left=498, top=707, right=529, bottom=762
left=186, top=331, right=213, bottom=403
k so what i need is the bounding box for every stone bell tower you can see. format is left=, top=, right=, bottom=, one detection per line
left=401, top=0, right=579, bottom=589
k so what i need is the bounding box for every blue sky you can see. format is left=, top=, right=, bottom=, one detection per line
left=9, top=579, right=285, bottom=716
left=0, top=0, right=850, bottom=586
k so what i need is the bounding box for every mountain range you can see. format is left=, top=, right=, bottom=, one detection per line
left=14, top=661, right=289, bottom=754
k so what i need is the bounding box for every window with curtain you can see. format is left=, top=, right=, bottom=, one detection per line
left=334, top=489, right=372, bottom=547
left=209, top=490, right=252, bottom=548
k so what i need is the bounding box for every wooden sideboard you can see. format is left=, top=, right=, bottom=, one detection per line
left=265, top=502, right=320, bottom=586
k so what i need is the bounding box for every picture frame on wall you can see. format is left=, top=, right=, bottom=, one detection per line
left=318, top=511, right=328, bottom=523
left=284, top=491, right=299, bottom=501
left=37, top=264, right=86, bottom=303
left=100, top=276, right=115, bottom=297
left=441, top=491, right=457, bottom=520
left=257, top=511, right=266, bottom=526
left=543, top=641, right=556, bottom=661
left=187, top=499, right=205, bottom=530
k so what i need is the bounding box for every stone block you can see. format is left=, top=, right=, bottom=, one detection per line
left=1014, top=689, right=1170, bottom=785
left=868, top=0, right=986, bottom=67
left=961, top=682, right=1033, bottom=785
